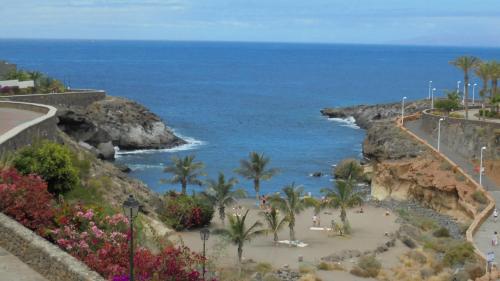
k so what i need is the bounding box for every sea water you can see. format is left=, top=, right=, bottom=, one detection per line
left=2, top=40, right=499, bottom=195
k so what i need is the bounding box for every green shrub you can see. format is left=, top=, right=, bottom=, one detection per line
left=443, top=241, right=475, bottom=266
left=254, top=262, right=273, bottom=274
left=355, top=255, right=381, bottom=278
left=472, top=190, right=488, bottom=205
left=158, top=193, right=214, bottom=231
left=334, top=158, right=363, bottom=181
left=317, top=262, right=332, bottom=271
left=14, top=141, right=79, bottom=194
left=435, top=99, right=460, bottom=113
left=433, top=227, right=450, bottom=238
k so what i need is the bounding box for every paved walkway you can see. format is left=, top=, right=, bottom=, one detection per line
left=455, top=108, right=500, bottom=124
left=405, top=119, right=499, bottom=261
left=0, top=246, right=47, bottom=281
left=0, top=107, right=47, bottom=280
left=0, top=108, right=43, bottom=135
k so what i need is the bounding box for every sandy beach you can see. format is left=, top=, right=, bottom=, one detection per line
left=172, top=198, right=404, bottom=279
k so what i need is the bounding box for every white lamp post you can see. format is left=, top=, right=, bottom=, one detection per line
left=428, top=80, right=433, bottom=100
left=457, top=80, right=461, bottom=94
left=480, top=146, right=487, bottom=187
left=431, top=88, right=437, bottom=109
left=401, top=96, right=407, bottom=126
left=438, top=118, right=444, bottom=152
left=472, top=83, right=477, bottom=105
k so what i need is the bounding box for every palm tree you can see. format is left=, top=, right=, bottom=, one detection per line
left=202, top=172, right=247, bottom=225
left=450, top=56, right=481, bottom=119
left=28, top=71, right=44, bottom=87
left=304, top=196, right=329, bottom=226
left=335, top=158, right=363, bottom=181
left=321, top=179, right=364, bottom=223
left=161, top=155, right=205, bottom=195
left=475, top=62, right=490, bottom=102
left=260, top=207, right=287, bottom=245
left=488, top=61, right=500, bottom=98
left=269, top=183, right=306, bottom=242
left=219, top=209, right=265, bottom=263
left=235, top=152, right=279, bottom=201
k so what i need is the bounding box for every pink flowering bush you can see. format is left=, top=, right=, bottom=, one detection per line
left=0, top=168, right=55, bottom=234
left=51, top=204, right=206, bottom=280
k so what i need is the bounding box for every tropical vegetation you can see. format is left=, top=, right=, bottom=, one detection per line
left=269, top=183, right=306, bottom=241
left=235, top=152, right=279, bottom=201
left=450, top=56, right=481, bottom=119
left=1, top=69, right=65, bottom=94
left=260, top=207, right=287, bottom=245
left=162, top=155, right=206, bottom=195
left=219, top=209, right=265, bottom=263
left=202, top=172, right=246, bottom=225
left=158, top=192, right=214, bottom=231
left=321, top=179, right=364, bottom=223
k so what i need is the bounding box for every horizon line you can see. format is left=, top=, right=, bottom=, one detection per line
left=1, top=37, right=499, bottom=50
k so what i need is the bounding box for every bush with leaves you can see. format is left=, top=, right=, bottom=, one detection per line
left=334, top=158, right=364, bottom=181
left=159, top=193, right=214, bottom=231
left=0, top=168, right=55, bottom=235
left=14, top=141, right=79, bottom=194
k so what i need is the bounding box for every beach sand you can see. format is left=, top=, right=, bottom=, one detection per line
left=172, top=199, right=405, bottom=280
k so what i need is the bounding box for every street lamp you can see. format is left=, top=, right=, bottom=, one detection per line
left=200, top=228, right=210, bottom=280
left=123, top=195, right=140, bottom=281
left=428, top=80, right=433, bottom=99
left=401, top=96, right=407, bottom=126
left=480, top=146, right=487, bottom=187
left=437, top=118, right=444, bottom=152
left=472, top=83, right=477, bottom=104
left=431, top=88, right=437, bottom=109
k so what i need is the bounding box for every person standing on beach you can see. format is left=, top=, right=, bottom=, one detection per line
left=492, top=231, right=498, bottom=246
left=312, top=215, right=318, bottom=227
left=494, top=209, right=498, bottom=222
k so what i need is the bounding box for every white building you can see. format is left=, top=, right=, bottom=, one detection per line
left=0, top=79, right=34, bottom=89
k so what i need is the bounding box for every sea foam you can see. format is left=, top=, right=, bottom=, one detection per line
left=115, top=133, right=206, bottom=157
left=327, top=116, right=360, bottom=129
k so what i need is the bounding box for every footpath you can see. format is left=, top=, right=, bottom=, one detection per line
left=0, top=246, right=47, bottom=281
left=405, top=119, right=499, bottom=262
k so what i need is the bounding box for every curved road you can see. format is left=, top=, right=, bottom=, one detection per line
left=405, top=118, right=500, bottom=265
left=0, top=107, right=48, bottom=281
left=0, top=108, right=44, bottom=135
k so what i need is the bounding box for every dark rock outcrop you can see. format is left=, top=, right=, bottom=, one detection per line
left=321, top=99, right=429, bottom=129
left=57, top=96, right=186, bottom=154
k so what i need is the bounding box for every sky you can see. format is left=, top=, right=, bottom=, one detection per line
left=1, top=0, right=500, bottom=46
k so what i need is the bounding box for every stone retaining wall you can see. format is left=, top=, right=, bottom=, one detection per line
left=0, top=101, right=58, bottom=155
left=0, top=213, right=105, bottom=281
left=0, top=89, right=106, bottom=108
left=420, top=109, right=500, bottom=160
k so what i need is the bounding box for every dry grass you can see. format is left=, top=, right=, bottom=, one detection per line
left=298, top=273, right=322, bottom=281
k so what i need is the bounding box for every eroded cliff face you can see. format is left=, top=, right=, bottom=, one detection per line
left=371, top=154, right=481, bottom=222
left=323, top=101, right=484, bottom=222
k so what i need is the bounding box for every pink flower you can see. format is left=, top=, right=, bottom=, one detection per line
left=83, top=209, right=94, bottom=220
left=91, top=225, right=104, bottom=238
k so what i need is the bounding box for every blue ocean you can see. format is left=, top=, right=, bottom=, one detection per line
left=1, top=40, right=499, bottom=195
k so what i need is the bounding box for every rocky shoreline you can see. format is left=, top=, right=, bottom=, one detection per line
left=57, top=96, right=186, bottom=160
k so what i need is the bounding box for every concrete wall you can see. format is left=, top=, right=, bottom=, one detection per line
left=420, top=110, right=500, bottom=160
left=0, top=213, right=105, bottom=281
left=0, top=89, right=106, bottom=108
left=0, top=101, right=58, bottom=155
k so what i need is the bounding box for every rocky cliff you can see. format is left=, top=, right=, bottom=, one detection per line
left=322, top=100, right=483, bottom=222
left=321, top=99, right=429, bottom=129
left=57, top=96, right=186, bottom=159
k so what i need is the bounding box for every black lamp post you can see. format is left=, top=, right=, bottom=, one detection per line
left=199, top=228, right=210, bottom=280
left=123, top=195, right=140, bottom=281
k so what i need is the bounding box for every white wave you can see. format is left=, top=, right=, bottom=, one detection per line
left=115, top=134, right=206, bottom=157
left=327, top=116, right=360, bottom=129
left=127, top=164, right=164, bottom=171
